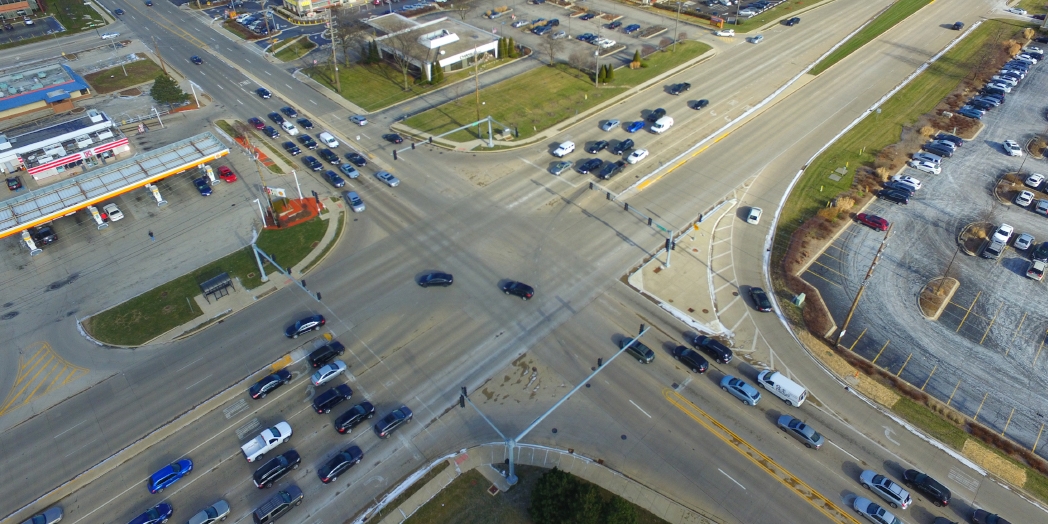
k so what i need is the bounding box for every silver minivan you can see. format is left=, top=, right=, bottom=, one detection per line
left=344, top=191, right=365, bottom=212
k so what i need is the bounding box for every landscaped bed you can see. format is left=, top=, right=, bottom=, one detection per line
left=83, top=56, right=165, bottom=94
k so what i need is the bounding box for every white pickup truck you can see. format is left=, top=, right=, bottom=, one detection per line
left=241, top=421, right=292, bottom=462
left=714, top=29, right=734, bottom=37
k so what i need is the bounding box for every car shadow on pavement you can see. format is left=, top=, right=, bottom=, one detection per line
left=1002, top=255, right=1030, bottom=277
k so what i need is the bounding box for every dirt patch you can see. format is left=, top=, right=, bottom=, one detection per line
left=1028, top=135, right=1047, bottom=159
left=795, top=331, right=901, bottom=407
left=962, top=440, right=1027, bottom=486
left=118, top=87, right=142, bottom=97
left=959, top=222, right=993, bottom=255
left=918, top=277, right=958, bottom=319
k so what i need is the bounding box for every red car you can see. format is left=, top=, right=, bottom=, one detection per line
left=856, top=213, right=889, bottom=231
left=248, top=117, right=265, bottom=130
left=218, top=166, right=237, bottom=183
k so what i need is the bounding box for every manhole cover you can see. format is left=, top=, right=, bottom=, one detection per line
left=247, top=272, right=256, bottom=279
left=732, top=291, right=738, bottom=296
left=702, top=309, right=709, bottom=314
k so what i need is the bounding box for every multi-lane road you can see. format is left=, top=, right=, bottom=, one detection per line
left=2, top=0, right=1046, bottom=523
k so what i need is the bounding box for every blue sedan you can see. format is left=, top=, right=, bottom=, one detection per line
left=128, top=503, right=173, bottom=524
left=324, top=170, right=346, bottom=188
left=193, top=177, right=212, bottom=196
left=625, top=121, right=645, bottom=133
left=720, top=375, right=761, bottom=406
left=148, top=459, right=193, bottom=493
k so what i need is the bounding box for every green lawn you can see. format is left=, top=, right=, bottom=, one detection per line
left=310, top=58, right=512, bottom=112
left=83, top=58, right=165, bottom=94
left=273, top=37, right=316, bottom=62
left=774, top=20, right=1030, bottom=266
left=366, top=462, right=450, bottom=523
left=891, top=398, right=968, bottom=450
left=1016, top=0, right=1048, bottom=15
left=85, top=218, right=328, bottom=345
left=403, top=465, right=668, bottom=524
left=403, top=41, right=708, bottom=143
left=810, top=0, right=933, bottom=75
left=0, top=0, right=108, bottom=50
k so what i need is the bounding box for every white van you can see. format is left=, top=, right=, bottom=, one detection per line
left=318, top=132, right=339, bottom=148
left=280, top=121, right=299, bottom=136
left=650, top=116, right=674, bottom=134
left=552, top=141, right=575, bottom=157
left=756, top=370, right=808, bottom=407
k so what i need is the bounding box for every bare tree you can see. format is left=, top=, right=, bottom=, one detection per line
left=381, top=20, right=433, bottom=89
left=334, top=7, right=373, bottom=66
left=541, top=34, right=564, bottom=66
left=568, top=49, right=590, bottom=72
left=450, top=0, right=482, bottom=21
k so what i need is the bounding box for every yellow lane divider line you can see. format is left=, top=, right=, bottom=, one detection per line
left=664, top=388, right=861, bottom=524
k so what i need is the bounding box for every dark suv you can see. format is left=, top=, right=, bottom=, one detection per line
left=252, top=485, right=302, bottom=524
left=611, top=139, right=634, bottom=155
left=501, top=281, right=535, bottom=300
left=253, top=450, right=301, bottom=488
left=250, top=369, right=292, bottom=399
left=313, top=384, right=353, bottom=414
left=691, top=335, right=733, bottom=363
left=646, top=108, right=666, bottom=122
left=1034, top=242, right=1048, bottom=263
left=671, top=346, right=708, bottom=373
left=319, top=149, right=340, bottom=165
left=308, top=341, right=346, bottom=368
left=902, top=469, right=950, bottom=507
left=335, top=401, right=376, bottom=433
left=31, top=225, right=58, bottom=246
left=618, top=338, right=655, bottom=363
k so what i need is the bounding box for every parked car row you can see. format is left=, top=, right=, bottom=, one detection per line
left=734, top=0, right=788, bottom=18
left=957, top=48, right=1040, bottom=120
left=236, top=11, right=273, bottom=36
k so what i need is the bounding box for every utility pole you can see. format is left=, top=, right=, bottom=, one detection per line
left=673, top=1, right=681, bottom=52
left=473, top=45, right=481, bottom=123
left=329, top=7, right=341, bottom=93
left=836, top=226, right=891, bottom=346
left=593, top=49, right=599, bottom=87
left=459, top=325, right=651, bottom=485
left=152, top=36, right=167, bottom=73
left=242, top=130, right=275, bottom=226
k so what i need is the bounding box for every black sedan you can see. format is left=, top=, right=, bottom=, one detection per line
left=335, top=401, right=376, bottom=434
left=346, top=152, right=367, bottom=167
left=501, top=281, right=534, bottom=300
left=318, top=149, right=340, bottom=164
left=646, top=108, right=666, bottom=122
left=668, top=82, right=691, bottom=95
left=374, top=406, right=413, bottom=438
left=749, top=287, right=773, bottom=312
left=281, top=106, right=298, bottom=117
left=268, top=112, right=285, bottom=125
left=282, top=142, right=301, bottom=156
left=418, top=272, right=454, bottom=287
left=611, top=139, right=634, bottom=155
left=598, top=160, right=625, bottom=180
left=298, top=135, right=318, bottom=149
left=262, top=126, right=279, bottom=138
left=690, top=99, right=709, bottom=110
left=324, top=170, right=346, bottom=188
left=285, top=314, right=325, bottom=337
left=382, top=133, right=404, bottom=144
left=313, top=384, right=353, bottom=414
left=586, top=140, right=609, bottom=154
left=249, top=369, right=292, bottom=399
left=296, top=118, right=314, bottom=130
left=318, top=445, right=363, bottom=483
left=190, top=56, right=203, bottom=65
left=576, top=158, right=603, bottom=174
left=303, top=156, right=323, bottom=171
left=256, top=87, right=271, bottom=99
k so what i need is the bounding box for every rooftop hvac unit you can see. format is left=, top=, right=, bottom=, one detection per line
left=87, top=109, right=103, bottom=123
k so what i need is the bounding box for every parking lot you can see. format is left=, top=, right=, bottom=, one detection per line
left=0, top=15, right=65, bottom=45
left=803, top=48, right=1048, bottom=458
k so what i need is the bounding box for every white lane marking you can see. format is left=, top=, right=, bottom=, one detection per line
left=185, top=375, right=212, bottom=390
left=265, top=70, right=271, bottom=75
left=629, top=400, right=651, bottom=418
left=176, top=356, right=203, bottom=372
left=883, top=426, right=900, bottom=445
left=237, top=98, right=243, bottom=104
left=54, top=420, right=85, bottom=439
left=310, top=99, right=317, bottom=105
left=286, top=83, right=292, bottom=89
left=718, top=468, right=746, bottom=489
left=63, top=437, right=97, bottom=458
left=829, top=441, right=860, bottom=462
left=217, top=84, right=224, bottom=89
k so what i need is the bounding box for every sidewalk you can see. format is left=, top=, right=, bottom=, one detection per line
left=372, top=443, right=720, bottom=524
left=149, top=203, right=346, bottom=344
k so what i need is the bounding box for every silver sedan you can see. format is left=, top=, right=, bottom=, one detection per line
left=375, top=171, right=400, bottom=187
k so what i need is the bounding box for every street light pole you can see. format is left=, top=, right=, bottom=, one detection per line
left=673, top=1, right=681, bottom=52
left=594, top=49, right=599, bottom=87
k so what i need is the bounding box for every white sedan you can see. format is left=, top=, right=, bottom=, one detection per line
left=1004, top=140, right=1023, bottom=157
left=992, top=223, right=1014, bottom=244
left=1025, top=173, right=1044, bottom=188
left=311, top=360, right=347, bottom=387
left=890, top=174, right=922, bottom=189
left=1015, top=233, right=1035, bottom=251
left=907, top=160, right=940, bottom=175
left=626, top=149, right=649, bottom=164
left=1007, top=7, right=1028, bottom=15
left=1016, top=190, right=1035, bottom=207
left=102, top=203, right=124, bottom=222
left=747, top=207, right=762, bottom=225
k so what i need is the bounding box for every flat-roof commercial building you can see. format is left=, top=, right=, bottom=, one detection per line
left=369, top=15, right=500, bottom=81
left=0, top=64, right=92, bottom=121
left=0, top=0, right=39, bottom=20
left=0, top=109, right=129, bottom=180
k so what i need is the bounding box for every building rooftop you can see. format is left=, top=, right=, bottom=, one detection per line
left=0, top=109, right=110, bottom=152
left=369, top=15, right=498, bottom=58
left=0, top=64, right=90, bottom=113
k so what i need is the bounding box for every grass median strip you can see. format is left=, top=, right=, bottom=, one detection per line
left=83, top=57, right=165, bottom=94
left=404, top=41, right=708, bottom=143
left=273, top=37, right=316, bottom=62
left=85, top=217, right=328, bottom=345
left=810, top=0, right=933, bottom=75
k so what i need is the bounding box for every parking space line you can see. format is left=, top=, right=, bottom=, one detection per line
left=895, top=353, right=912, bottom=377
left=872, top=339, right=890, bottom=364
left=1034, top=329, right=1048, bottom=366
left=1006, top=312, right=1027, bottom=357
left=955, top=291, right=982, bottom=333
left=803, top=269, right=842, bottom=288
left=947, top=379, right=961, bottom=406
left=1034, top=423, right=1045, bottom=453
left=921, top=364, right=936, bottom=391
left=848, top=327, right=867, bottom=351
left=979, top=302, right=1004, bottom=345
left=810, top=259, right=845, bottom=277
left=1001, top=408, right=1016, bottom=436
left=973, top=392, right=989, bottom=422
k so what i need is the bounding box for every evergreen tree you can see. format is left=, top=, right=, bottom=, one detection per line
left=500, top=37, right=508, bottom=58
left=597, top=64, right=606, bottom=84
left=605, top=64, right=614, bottom=82
left=150, top=74, right=189, bottom=104
left=435, top=62, right=444, bottom=82
left=508, top=37, right=518, bottom=58
left=632, top=49, right=641, bottom=63
left=530, top=468, right=577, bottom=524
left=361, top=43, right=369, bottom=64
left=602, top=496, right=637, bottom=524
left=369, top=40, right=380, bottom=63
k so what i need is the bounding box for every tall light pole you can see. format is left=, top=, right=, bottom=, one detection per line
left=673, top=1, right=681, bottom=52
left=329, top=7, right=341, bottom=93
left=594, top=49, right=599, bottom=87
